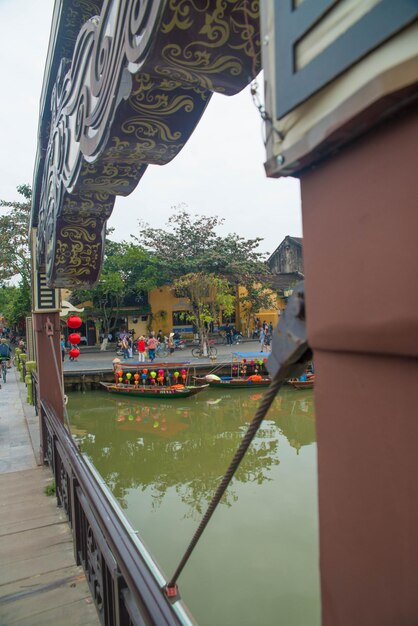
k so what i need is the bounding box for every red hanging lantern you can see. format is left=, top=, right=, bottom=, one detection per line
left=69, top=347, right=80, bottom=359
left=68, top=333, right=81, bottom=345
left=67, top=315, right=82, bottom=329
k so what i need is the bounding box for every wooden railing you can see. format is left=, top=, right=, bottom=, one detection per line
left=39, top=399, right=194, bottom=626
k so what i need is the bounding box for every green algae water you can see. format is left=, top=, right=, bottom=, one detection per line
left=68, top=386, right=320, bottom=626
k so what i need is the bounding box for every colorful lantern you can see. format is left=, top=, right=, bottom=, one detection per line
left=126, top=372, right=132, bottom=380
left=174, top=371, right=179, bottom=383
left=68, top=333, right=81, bottom=345
left=69, top=347, right=80, bottom=359
left=118, top=377, right=123, bottom=383
left=67, top=316, right=82, bottom=329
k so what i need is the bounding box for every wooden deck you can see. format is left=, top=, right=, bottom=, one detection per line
left=0, top=366, right=100, bottom=626
left=0, top=467, right=100, bottom=625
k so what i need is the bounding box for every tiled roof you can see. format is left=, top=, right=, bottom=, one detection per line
left=264, top=272, right=304, bottom=292
left=287, top=236, right=303, bottom=246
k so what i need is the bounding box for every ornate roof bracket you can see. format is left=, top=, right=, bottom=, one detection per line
left=36, top=0, right=261, bottom=288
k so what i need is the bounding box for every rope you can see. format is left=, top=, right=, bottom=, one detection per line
left=166, top=373, right=283, bottom=590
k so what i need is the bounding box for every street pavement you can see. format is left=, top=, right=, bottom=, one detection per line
left=0, top=367, right=39, bottom=473
left=63, top=339, right=268, bottom=372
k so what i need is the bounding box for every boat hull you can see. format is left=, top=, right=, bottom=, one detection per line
left=289, top=380, right=314, bottom=390
left=100, top=382, right=208, bottom=398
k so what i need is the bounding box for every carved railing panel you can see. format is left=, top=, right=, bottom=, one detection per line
left=36, top=0, right=261, bottom=287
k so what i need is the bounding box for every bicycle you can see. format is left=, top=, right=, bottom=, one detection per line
left=191, top=341, right=217, bottom=358
left=221, top=332, right=243, bottom=345
left=155, top=342, right=169, bottom=358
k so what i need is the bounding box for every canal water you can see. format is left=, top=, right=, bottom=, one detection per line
left=68, top=386, right=320, bottom=626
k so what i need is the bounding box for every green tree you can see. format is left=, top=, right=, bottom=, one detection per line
left=0, top=282, right=32, bottom=328
left=174, top=273, right=235, bottom=351
left=136, top=209, right=268, bottom=349
left=240, top=284, right=278, bottom=335
left=136, top=209, right=266, bottom=282
left=71, top=240, right=160, bottom=338
left=0, top=184, right=32, bottom=284
left=0, top=185, right=32, bottom=329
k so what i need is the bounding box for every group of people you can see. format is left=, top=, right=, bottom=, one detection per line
left=223, top=324, right=242, bottom=345
left=255, top=319, right=274, bottom=352
left=119, top=329, right=182, bottom=363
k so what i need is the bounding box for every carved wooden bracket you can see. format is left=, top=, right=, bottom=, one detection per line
left=36, top=0, right=261, bottom=288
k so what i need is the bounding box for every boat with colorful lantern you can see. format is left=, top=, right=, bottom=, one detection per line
left=194, top=352, right=272, bottom=389
left=100, top=362, right=209, bottom=399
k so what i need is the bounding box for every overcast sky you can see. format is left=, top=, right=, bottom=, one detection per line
left=0, top=0, right=302, bottom=257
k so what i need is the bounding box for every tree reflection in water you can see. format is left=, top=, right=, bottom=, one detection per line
left=68, top=387, right=315, bottom=517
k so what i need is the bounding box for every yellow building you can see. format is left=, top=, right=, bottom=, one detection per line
left=71, top=273, right=300, bottom=344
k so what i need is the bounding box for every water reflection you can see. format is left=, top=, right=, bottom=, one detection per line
left=68, top=387, right=315, bottom=514
left=68, top=386, right=319, bottom=626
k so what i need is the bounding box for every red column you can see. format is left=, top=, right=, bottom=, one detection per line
left=301, top=108, right=418, bottom=625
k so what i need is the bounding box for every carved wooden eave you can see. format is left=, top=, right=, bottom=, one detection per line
left=32, top=0, right=261, bottom=289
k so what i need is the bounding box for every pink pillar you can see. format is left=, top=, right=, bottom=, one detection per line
left=33, top=311, right=64, bottom=458
left=300, top=107, right=418, bottom=625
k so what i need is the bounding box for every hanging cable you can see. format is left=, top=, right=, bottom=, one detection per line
left=165, top=282, right=311, bottom=598
left=165, top=373, right=284, bottom=596
left=250, top=79, right=284, bottom=144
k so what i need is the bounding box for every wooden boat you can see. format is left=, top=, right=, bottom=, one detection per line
left=100, top=381, right=208, bottom=398
left=288, top=376, right=315, bottom=390
left=194, top=352, right=272, bottom=388
left=103, top=361, right=208, bottom=399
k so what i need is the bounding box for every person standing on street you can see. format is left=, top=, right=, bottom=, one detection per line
left=0, top=338, right=12, bottom=384
left=147, top=335, right=158, bottom=362
left=137, top=336, right=146, bottom=362
left=61, top=336, right=66, bottom=362
left=259, top=327, right=266, bottom=352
